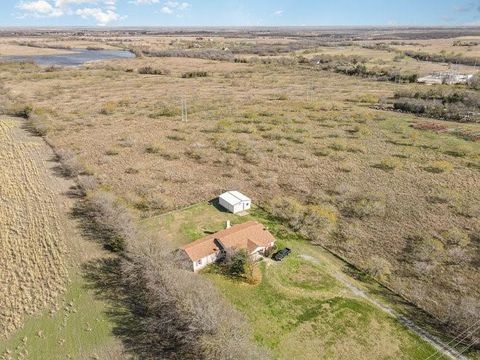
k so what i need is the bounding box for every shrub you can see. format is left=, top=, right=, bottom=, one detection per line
left=365, top=256, right=392, bottom=282
left=301, top=205, right=338, bottom=241
left=185, top=147, right=204, bottom=161
left=223, top=249, right=251, bottom=277
left=404, top=50, right=479, bottom=67
left=56, top=149, right=86, bottom=177
left=341, top=193, right=386, bottom=219
left=424, top=161, right=454, bottom=174
left=328, top=140, right=347, bottom=151
left=105, top=149, right=119, bottom=156
left=270, top=197, right=337, bottom=241
left=270, top=197, right=305, bottom=231
left=453, top=199, right=480, bottom=218
left=138, top=66, right=170, bottom=75
left=182, top=71, right=208, bottom=78
left=136, top=194, right=171, bottom=213
left=7, top=103, right=33, bottom=118
left=313, top=148, right=331, bottom=157
left=76, top=175, right=98, bottom=196
left=167, top=134, right=186, bottom=141
left=444, top=145, right=471, bottom=158
left=354, top=94, right=379, bottom=104
left=83, top=191, right=135, bottom=252
left=274, top=94, right=289, bottom=101
left=145, top=144, right=162, bottom=154
left=125, top=167, right=140, bottom=174
left=100, top=101, right=118, bottom=115
left=149, top=105, right=180, bottom=118
left=412, top=234, right=445, bottom=262
left=393, top=88, right=480, bottom=123
left=442, top=227, right=470, bottom=247
left=26, top=113, right=50, bottom=136
left=118, top=136, right=135, bottom=148
left=446, top=297, right=480, bottom=347
left=373, top=157, right=401, bottom=171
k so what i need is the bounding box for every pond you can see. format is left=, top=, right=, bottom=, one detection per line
left=0, top=48, right=135, bottom=67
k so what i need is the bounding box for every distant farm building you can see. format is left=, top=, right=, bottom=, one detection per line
left=181, top=221, right=276, bottom=272
left=417, top=72, right=474, bottom=85
left=219, top=191, right=251, bottom=214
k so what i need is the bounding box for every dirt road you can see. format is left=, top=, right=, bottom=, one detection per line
left=300, top=254, right=466, bottom=360
left=0, top=117, right=68, bottom=337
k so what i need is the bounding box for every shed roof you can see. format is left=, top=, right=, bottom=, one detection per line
left=219, top=191, right=251, bottom=205
left=181, top=221, right=274, bottom=262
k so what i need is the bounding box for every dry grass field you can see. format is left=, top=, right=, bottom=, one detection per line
left=0, top=117, right=68, bottom=337
left=0, top=44, right=73, bottom=56
left=0, top=115, right=122, bottom=359
left=0, top=28, right=479, bottom=358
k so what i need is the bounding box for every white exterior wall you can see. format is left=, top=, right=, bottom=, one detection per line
left=220, top=199, right=249, bottom=214
left=233, top=203, right=244, bottom=214
left=219, top=197, right=235, bottom=213
left=242, top=200, right=251, bottom=212
left=193, top=252, right=220, bottom=272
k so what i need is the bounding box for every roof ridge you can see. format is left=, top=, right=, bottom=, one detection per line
left=229, top=191, right=244, bottom=201
left=181, top=221, right=258, bottom=250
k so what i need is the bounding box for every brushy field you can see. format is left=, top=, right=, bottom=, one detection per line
left=0, top=29, right=479, bottom=355
left=146, top=203, right=451, bottom=360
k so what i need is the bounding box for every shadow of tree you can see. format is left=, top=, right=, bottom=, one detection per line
left=82, top=258, right=158, bottom=359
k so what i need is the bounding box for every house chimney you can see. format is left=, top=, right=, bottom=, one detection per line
left=226, top=220, right=231, bottom=229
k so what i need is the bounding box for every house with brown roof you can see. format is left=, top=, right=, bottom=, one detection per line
left=180, top=221, right=276, bottom=272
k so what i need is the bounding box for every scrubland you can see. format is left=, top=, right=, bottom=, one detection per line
left=0, top=28, right=479, bottom=358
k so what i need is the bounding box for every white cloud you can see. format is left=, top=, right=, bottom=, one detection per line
left=75, top=7, right=121, bottom=25
left=160, top=1, right=190, bottom=15
left=160, top=5, right=173, bottom=14
left=130, top=0, right=159, bottom=4
left=273, top=10, right=283, bottom=16
left=16, top=0, right=122, bottom=24
left=55, top=0, right=98, bottom=7
left=17, top=0, right=63, bottom=17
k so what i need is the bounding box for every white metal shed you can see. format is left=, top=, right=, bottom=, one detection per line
left=218, top=191, right=251, bottom=214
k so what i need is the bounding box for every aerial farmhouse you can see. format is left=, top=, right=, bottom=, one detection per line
left=181, top=221, right=276, bottom=272
left=218, top=191, right=251, bottom=214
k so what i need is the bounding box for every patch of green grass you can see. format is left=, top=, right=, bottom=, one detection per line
left=180, top=221, right=207, bottom=241
left=0, top=276, right=115, bottom=360
left=209, top=259, right=442, bottom=359
left=274, top=257, right=338, bottom=292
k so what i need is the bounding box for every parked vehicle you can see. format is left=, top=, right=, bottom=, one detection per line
left=273, top=247, right=291, bottom=261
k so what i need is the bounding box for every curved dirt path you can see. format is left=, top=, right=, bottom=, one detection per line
left=0, top=117, right=68, bottom=337
left=300, top=254, right=466, bottom=360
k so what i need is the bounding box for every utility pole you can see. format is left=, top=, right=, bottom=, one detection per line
left=181, top=98, right=188, bottom=123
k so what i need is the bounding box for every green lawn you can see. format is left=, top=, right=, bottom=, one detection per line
left=144, top=203, right=450, bottom=360
left=0, top=274, right=118, bottom=360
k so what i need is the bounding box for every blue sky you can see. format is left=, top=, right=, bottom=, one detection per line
left=1, top=0, right=480, bottom=27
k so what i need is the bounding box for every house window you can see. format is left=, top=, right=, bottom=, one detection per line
left=197, top=259, right=203, bottom=266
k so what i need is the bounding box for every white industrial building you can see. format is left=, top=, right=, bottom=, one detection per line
left=417, top=72, right=474, bottom=85
left=218, top=191, right=251, bottom=214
